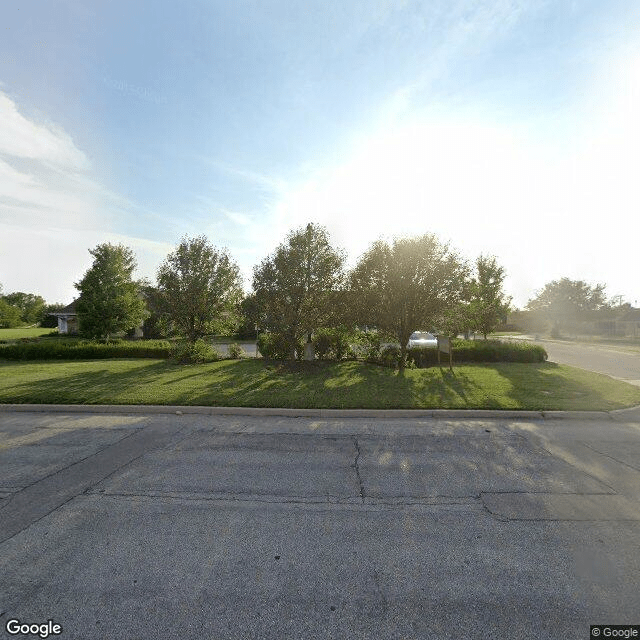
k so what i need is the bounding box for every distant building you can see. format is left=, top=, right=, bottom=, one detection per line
left=52, top=299, right=80, bottom=335
left=50, top=298, right=144, bottom=337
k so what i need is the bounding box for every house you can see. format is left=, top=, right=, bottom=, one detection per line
left=51, top=298, right=144, bottom=337
left=52, top=299, right=80, bottom=335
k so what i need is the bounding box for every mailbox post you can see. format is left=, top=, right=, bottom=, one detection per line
left=437, top=336, right=453, bottom=371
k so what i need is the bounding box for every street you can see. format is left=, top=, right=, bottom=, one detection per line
left=536, top=338, right=640, bottom=386
left=2, top=409, right=640, bottom=639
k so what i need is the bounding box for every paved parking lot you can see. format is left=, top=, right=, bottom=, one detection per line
left=1, top=410, right=640, bottom=639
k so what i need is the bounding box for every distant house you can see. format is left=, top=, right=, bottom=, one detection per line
left=52, top=299, right=80, bottom=335
left=50, top=298, right=144, bottom=337
left=595, top=308, right=640, bottom=338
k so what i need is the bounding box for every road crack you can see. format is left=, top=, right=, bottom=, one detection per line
left=352, top=436, right=365, bottom=503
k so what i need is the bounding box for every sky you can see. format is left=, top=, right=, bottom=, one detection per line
left=1, top=0, right=639, bottom=309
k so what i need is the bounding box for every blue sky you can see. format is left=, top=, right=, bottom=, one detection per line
left=1, top=0, right=639, bottom=308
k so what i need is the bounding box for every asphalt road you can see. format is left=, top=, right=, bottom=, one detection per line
left=533, top=339, right=640, bottom=386
left=2, top=410, right=640, bottom=639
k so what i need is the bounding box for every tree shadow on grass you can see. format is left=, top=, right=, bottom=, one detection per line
left=179, top=360, right=484, bottom=409
left=4, top=359, right=636, bottom=410
left=3, top=361, right=180, bottom=405
left=478, top=362, right=640, bottom=411
left=406, top=366, right=484, bottom=408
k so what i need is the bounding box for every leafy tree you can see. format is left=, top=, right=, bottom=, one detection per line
left=527, top=278, right=609, bottom=313
left=0, top=298, right=22, bottom=328
left=138, top=282, right=173, bottom=339
left=526, top=278, right=609, bottom=335
left=252, top=223, right=345, bottom=359
left=75, top=243, right=147, bottom=340
left=349, top=234, right=468, bottom=371
left=468, top=255, right=512, bottom=338
left=236, top=294, right=260, bottom=339
left=156, top=236, right=243, bottom=343
left=3, top=292, right=46, bottom=325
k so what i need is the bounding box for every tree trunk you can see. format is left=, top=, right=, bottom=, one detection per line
left=398, top=344, right=407, bottom=373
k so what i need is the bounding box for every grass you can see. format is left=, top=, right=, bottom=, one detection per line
left=0, top=359, right=639, bottom=410
left=0, top=327, right=57, bottom=340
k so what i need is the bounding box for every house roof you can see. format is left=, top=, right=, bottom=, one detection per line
left=51, top=298, right=79, bottom=316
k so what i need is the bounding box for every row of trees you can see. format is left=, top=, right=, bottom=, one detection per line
left=522, top=278, right=631, bottom=336
left=73, top=224, right=511, bottom=370
left=0, top=284, right=65, bottom=329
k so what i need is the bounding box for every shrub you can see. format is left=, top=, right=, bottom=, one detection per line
left=142, top=312, right=173, bottom=339
left=357, top=331, right=383, bottom=363
left=407, top=347, right=439, bottom=368
left=171, top=339, right=221, bottom=364
left=312, top=327, right=356, bottom=361
left=0, top=338, right=172, bottom=360
left=257, top=332, right=302, bottom=360
left=227, top=343, right=245, bottom=359
left=377, top=344, right=401, bottom=368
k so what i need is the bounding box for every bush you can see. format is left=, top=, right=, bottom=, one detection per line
left=257, top=332, right=302, bottom=360
left=380, top=344, right=402, bottom=368
left=406, top=339, right=547, bottom=368
left=355, top=331, right=383, bottom=363
left=171, top=339, right=221, bottom=364
left=142, top=312, right=174, bottom=339
left=407, top=347, right=439, bottom=368
left=0, top=338, right=172, bottom=360
left=227, top=343, right=245, bottom=359
left=312, top=327, right=356, bottom=361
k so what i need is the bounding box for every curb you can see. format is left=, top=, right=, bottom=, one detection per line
left=1, top=403, right=639, bottom=420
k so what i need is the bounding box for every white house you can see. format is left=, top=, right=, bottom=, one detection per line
left=51, top=298, right=144, bottom=337
left=52, top=299, right=80, bottom=334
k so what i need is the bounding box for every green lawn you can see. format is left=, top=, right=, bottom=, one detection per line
left=0, top=327, right=57, bottom=340
left=1, top=359, right=639, bottom=410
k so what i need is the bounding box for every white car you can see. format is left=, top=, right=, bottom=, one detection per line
left=407, top=331, right=438, bottom=349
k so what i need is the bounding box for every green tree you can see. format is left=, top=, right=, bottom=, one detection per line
left=236, top=294, right=260, bottom=339
left=349, top=234, right=468, bottom=371
left=0, top=298, right=22, bottom=328
left=75, top=243, right=147, bottom=340
left=156, top=236, right=243, bottom=343
left=252, top=223, right=345, bottom=359
left=3, top=292, right=46, bottom=325
left=526, top=278, right=609, bottom=335
left=468, top=255, right=512, bottom=338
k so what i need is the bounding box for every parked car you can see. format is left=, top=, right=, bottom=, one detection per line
left=407, top=331, right=438, bottom=349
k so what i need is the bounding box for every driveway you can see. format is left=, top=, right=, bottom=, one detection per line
left=1, top=409, right=640, bottom=639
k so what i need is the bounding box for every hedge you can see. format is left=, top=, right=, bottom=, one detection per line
left=0, top=339, right=172, bottom=360
left=408, top=339, right=547, bottom=367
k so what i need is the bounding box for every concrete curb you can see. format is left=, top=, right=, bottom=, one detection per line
left=1, top=403, right=640, bottom=420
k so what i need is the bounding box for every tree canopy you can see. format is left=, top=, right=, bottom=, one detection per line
left=156, top=236, right=243, bottom=343
left=349, top=234, right=468, bottom=369
left=252, top=223, right=345, bottom=358
left=0, top=298, right=22, bottom=328
left=2, top=292, right=46, bottom=325
left=467, top=255, right=511, bottom=338
left=75, top=243, right=147, bottom=339
left=526, top=278, right=609, bottom=314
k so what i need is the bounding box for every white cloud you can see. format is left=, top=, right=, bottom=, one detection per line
left=222, top=209, right=251, bottom=227
left=0, top=93, right=89, bottom=169
left=0, top=91, right=157, bottom=302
